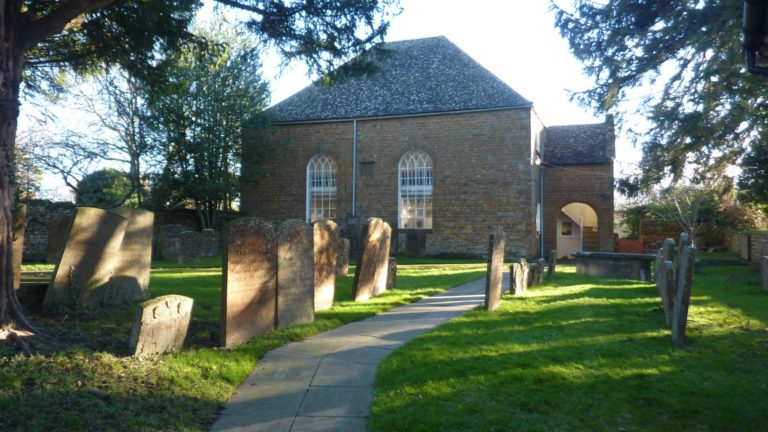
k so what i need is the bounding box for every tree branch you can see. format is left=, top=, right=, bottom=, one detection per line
left=214, top=0, right=267, bottom=15
left=20, top=0, right=118, bottom=50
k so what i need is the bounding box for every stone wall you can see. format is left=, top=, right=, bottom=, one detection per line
left=242, top=108, right=538, bottom=257
left=23, top=200, right=76, bottom=257
left=640, top=220, right=724, bottom=250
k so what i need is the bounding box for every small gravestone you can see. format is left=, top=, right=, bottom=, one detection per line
left=655, top=249, right=663, bottom=295
left=221, top=218, right=276, bottom=348
left=672, top=246, right=695, bottom=346
left=129, top=295, right=193, bottom=357
left=547, top=250, right=557, bottom=277
left=661, top=260, right=676, bottom=327
left=761, top=256, right=768, bottom=293
left=313, top=220, right=339, bottom=312
left=159, top=224, right=186, bottom=261
left=12, top=204, right=26, bottom=291
left=352, top=218, right=391, bottom=301
left=200, top=229, right=221, bottom=257
left=276, top=219, right=314, bottom=328
left=510, top=262, right=525, bottom=295
left=536, top=258, right=546, bottom=284
left=43, top=207, right=128, bottom=311
left=679, top=232, right=689, bottom=249
left=387, top=256, right=397, bottom=289
left=336, top=238, right=350, bottom=277
left=178, top=231, right=202, bottom=265
left=47, top=214, right=73, bottom=264
left=484, top=227, right=505, bottom=311
left=108, top=207, right=154, bottom=303
left=657, top=238, right=676, bottom=295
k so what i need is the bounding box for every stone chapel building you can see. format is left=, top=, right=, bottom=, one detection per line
left=241, top=36, right=614, bottom=258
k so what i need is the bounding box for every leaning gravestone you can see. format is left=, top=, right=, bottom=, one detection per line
left=43, top=207, right=128, bottom=311
left=352, top=218, right=391, bottom=301
left=336, top=238, right=350, bottom=277
left=313, top=220, right=339, bottom=312
left=276, top=220, right=314, bottom=328
left=159, top=224, right=186, bottom=261
left=387, top=256, right=397, bottom=289
left=178, top=231, right=202, bottom=265
left=221, top=218, right=276, bottom=348
left=761, top=256, right=768, bottom=293
left=200, top=229, right=221, bottom=257
left=484, top=227, right=505, bottom=311
left=47, top=214, right=73, bottom=264
left=108, top=207, right=154, bottom=303
left=12, top=204, right=26, bottom=291
left=672, top=246, right=696, bottom=346
left=129, top=295, right=193, bottom=357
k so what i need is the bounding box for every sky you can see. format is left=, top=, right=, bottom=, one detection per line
left=27, top=0, right=642, bottom=200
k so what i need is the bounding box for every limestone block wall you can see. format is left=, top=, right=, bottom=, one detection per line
left=241, top=108, right=538, bottom=257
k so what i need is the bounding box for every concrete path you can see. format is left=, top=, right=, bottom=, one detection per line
left=210, top=274, right=499, bottom=432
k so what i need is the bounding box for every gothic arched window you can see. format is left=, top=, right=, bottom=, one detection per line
left=398, top=151, right=433, bottom=229
left=306, top=154, right=337, bottom=222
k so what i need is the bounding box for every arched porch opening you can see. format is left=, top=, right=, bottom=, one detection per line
left=556, top=202, right=599, bottom=258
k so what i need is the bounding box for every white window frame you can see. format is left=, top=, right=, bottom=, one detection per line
left=306, top=154, right=337, bottom=223
left=398, top=151, right=433, bottom=230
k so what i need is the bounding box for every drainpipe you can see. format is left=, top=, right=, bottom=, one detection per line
left=352, top=119, right=357, bottom=217
left=540, top=164, right=545, bottom=259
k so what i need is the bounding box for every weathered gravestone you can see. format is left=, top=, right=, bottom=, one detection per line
left=159, top=224, right=186, bottom=261
left=672, top=246, right=696, bottom=346
left=656, top=238, right=676, bottom=296
left=221, top=218, right=276, bottom=348
left=387, top=256, right=397, bottom=289
left=200, top=229, right=221, bottom=257
left=484, top=227, right=505, bottom=311
left=660, top=260, right=676, bottom=327
left=108, top=207, right=154, bottom=303
left=535, top=258, right=546, bottom=284
left=178, top=231, right=202, bottom=265
left=129, top=295, right=193, bottom=357
left=276, top=219, right=314, bottom=328
left=547, top=249, right=557, bottom=278
left=761, top=256, right=768, bottom=293
left=12, top=204, right=26, bottom=291
left=352, top=218, right=392, bottom=301
left=47, top=214, right=73, bottom=264
left=336, top=237, right=350, bottom=277
left=510, top=261, right=527, bottom=295
left=43, top=207, right=128, bottom=311
left=313, top=220, right=339, bottom=312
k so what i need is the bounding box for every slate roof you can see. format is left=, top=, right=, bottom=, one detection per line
left=544, top=122, right=614, bottom=165
left=269, top=36, right=532, bottom=122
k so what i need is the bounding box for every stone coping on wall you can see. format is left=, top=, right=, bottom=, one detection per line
left=574, top=251, right=656, bottom=261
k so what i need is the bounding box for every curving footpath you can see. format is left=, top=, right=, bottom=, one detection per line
left=210, top=274, right=498, bottom=432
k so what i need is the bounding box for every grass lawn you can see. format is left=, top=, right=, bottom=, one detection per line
left=370, top=263, right=768, bottom=431
left=0, top=257, right=485, bottom=431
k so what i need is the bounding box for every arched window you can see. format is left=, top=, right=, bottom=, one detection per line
left=306, top=154, right=337, bottom=222
left=398, top=151, right=433, bottom=229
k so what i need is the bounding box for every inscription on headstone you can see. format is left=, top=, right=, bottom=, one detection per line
left=12, top=204, right=26, bottom=291
left=129, top=295, right=193, bottom=357
left=43, top=207, right=128, bottom=311
left=47, top=214, right=73, bottom=264
left=484, top=227, right=505, bottom=311
left=336, top=238, right=350, bottom=277
left=221, top=218, right=276, bottom=348
left=108, top=207, right=154, bottom=303
left=276, top=219, right=314, bottom=328
left=672, top=246, right=695, bottom=346
left=352, top=218, right=391, bottom=301
left=178, top=231, right=202, bottom=265
left=313, top=220, right=339, bottom=312
left=159, top=224, right=186, bottom=261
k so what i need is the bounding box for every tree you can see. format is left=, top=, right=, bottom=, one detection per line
left=552, top=1, right=767, bottom=194
left=76, top=168, right=135, bottom=208
left=13, top=128, right=43, bottom=201
left=0, top=0, right=399, bottom=343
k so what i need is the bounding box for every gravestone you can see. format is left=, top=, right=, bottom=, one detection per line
left=12, top=204, right=26, bottom=291
left=761, top=256, right=768, bottom=293
left=47, top=214, right=73, bottom=264
left=547, top=249, right=557, bottom=277
left=672, top=246, right=695, bottom=346
left=43, top=207, right=128, bottom=311
left=387, top=256, right=397, bottom=289
left=661, top=260, right=676, bottom=327
left=510, top=262, right=525, bottom=295
left=221, top=218, right=277, bottom=348
left=536, top=258, right=546, bottom=284
left=276, top=219, right=314, bottom=328
left=313, top=220, right=339, bottom=312
left=657, top=238, right=676, bottom=295
left=336, top=238, right=350, bottom=277
left=108, top=207, right=154, bottom=303
left=200, top=229, right=221, bottom=257
left=352, top=218, right=391, bottom=301
left=484, top=227, right=505, bottom=311
left=178, top=231, right=202, bottom=265
left=129, top=295, right=193, bottom=357
left=159, top=224, right=186, bottom=261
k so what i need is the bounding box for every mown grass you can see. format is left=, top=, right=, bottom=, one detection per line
left=370, top=263, right=768, bottom=432
left=1, top=258, right=485, bottom=431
